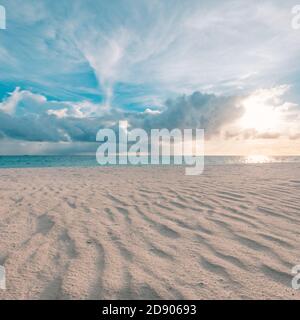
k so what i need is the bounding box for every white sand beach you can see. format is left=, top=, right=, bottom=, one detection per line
left=0, top=163, right=300, bottom=300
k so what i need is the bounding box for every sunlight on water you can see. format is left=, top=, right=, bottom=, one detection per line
left=244, top=155, right=273, bottom=164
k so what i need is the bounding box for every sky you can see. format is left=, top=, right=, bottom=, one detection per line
left=0, top=0, right=300, bottom=155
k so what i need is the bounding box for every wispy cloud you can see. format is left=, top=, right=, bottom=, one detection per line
left=1, top=0, right=300, bottom=104
left=0, top=0, right=299, bottom=154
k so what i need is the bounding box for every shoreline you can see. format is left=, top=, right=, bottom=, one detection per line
left=1, top=160, right=300, bottom=171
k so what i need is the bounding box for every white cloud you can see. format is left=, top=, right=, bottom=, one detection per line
left=0, top=1, right=300, bottom=155
left=1, top=1, right=300, bottom=105
left=143, top=108, right=162, bottom=115
left=0, top=87, right=46, bottom=115
left=47, top=108, right=68, bottom=118
left=224, top=85, right=300, bottom=139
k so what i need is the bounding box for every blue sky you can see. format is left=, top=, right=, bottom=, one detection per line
left=0, top=0, right=300, bottom=155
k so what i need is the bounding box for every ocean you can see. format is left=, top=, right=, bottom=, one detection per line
left=0, top=155, right=299, bottom=169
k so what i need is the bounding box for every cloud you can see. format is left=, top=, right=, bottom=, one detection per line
left=143, top=108, right=162, bottom=115
left=0, top=1, right=299, bottom=155
left=0, top=84, right=299, bottom=154
left=1, top=85, right=299, bottom=147
left=1, top=0, right=300, bottom=110
left=0, top=140, right=99, bottom=156
left=0, top=87, right=46, bottom=115
left=222, top=85, right=300, bottom=140
left=0, top=89, right=223, bottom=142
left=0, top=88, right=122, bottom=142
left=140, top=92, right=243, bottom=137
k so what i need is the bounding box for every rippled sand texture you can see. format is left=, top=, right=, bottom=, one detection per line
left=0, top=164, right=300, bottom=300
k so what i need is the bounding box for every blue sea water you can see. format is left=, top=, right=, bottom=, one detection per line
left=0, top=155, right=299, bottom=169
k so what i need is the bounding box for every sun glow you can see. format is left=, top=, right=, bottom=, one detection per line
left=239, top=93, right=282, bottom=133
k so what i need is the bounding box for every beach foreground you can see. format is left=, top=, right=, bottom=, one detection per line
left=0, top=164, right=299, bottom=300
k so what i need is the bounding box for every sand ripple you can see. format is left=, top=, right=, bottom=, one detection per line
left=0, top=163, right=300, bottom=299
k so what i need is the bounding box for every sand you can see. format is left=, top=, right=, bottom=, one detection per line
left=0, top=163, right=299, bottom=300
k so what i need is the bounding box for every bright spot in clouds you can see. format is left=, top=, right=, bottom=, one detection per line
left=0, top=1, right=300, bottom=155
left=239, top=89, right=282, bottom=133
